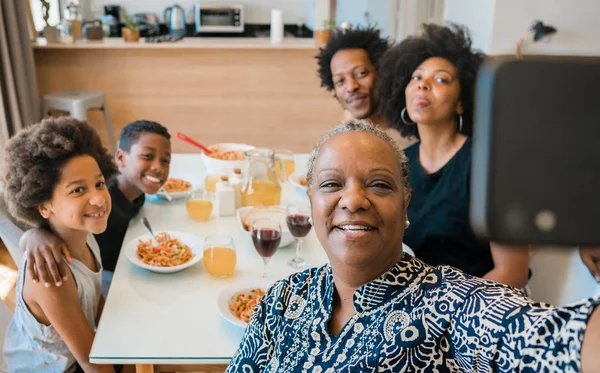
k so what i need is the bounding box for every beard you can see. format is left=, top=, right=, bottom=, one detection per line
left=337, top=97, right=375, bottom=121
left=353, top=108, right=374, bottom=120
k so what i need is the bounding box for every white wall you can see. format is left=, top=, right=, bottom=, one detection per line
left=366, top=0, right=397, bottom=39
left=88, top=0, right=310, bottom=25
left=529, top=248, right=600, bottom=306
left=307, top=0, right=330, bottom=32
left=335, top=0, right=369, bottom=29
left=443, top=0, right=600, bottom=56
left=442, top=0, right=496, bottom=53
left=489, top=0, right=600, bottom=56
left=334, top=0, right=398, bottom=37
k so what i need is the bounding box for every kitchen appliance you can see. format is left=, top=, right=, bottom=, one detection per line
left=103, top=5, right=121, bottom=36
left=104, top=5, right=121, bottom=20
left=164, top=4, right=186, bottom=36
left=194, top=4, right=244, bottom=33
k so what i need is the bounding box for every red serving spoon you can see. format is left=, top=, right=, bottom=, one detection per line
left=176, top=131, right=213, bottom=154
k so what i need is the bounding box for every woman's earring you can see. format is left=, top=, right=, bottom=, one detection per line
left=457, top=114, right=463, bottom=133
left=401, top=108, right=415, bottom=125
left=308, top=217, right=313, bottom=225
left=405, top=220, right=410, bottom=229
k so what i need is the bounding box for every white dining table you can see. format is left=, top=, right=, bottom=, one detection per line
left=89, top=153, right=329, bottom=373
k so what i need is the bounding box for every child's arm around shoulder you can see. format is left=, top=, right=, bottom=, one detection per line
left=20, top=227, right=73, bottom=287
left=25, top=267, right=115, bottom=373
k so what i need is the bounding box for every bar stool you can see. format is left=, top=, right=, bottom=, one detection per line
left=42, top=89, right=116, bottom=153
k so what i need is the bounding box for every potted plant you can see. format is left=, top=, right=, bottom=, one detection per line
left=315, top=19, right=336, bottom=46
left=40, top=0, right=59, bottom=43
left=121, top=14, right=140, bottom=42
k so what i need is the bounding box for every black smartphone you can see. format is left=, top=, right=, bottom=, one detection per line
left=471, top=58, right=600, bottom=246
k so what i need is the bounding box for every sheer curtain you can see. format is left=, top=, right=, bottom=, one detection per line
left=0, top=0, right=40, bottom=160
left=395, top=0, right=445, bottom=41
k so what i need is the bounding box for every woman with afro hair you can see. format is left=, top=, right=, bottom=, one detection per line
left=377, top=23, right=531, bottom=289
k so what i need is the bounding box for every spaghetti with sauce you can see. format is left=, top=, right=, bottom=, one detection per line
left=163, top=178, right=192, bottom=193
left=137, top=232, right=195, bottom=267
left=229, top=288, right=266, bottom=323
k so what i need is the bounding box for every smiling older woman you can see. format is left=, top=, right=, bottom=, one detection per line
left=226, top=122, right=600, bottom=372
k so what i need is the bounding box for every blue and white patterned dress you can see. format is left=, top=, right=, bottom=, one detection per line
left=227, top=254, right=598, bottom=372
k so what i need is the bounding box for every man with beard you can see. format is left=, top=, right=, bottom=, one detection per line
left=316, top=26, right=413, bottom=148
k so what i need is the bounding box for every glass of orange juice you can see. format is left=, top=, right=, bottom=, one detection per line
left=203, top=235, right=237, bottom=278
left=185, top=189, right=213, bottom=221
left=274, top=149, right=295, bottom=181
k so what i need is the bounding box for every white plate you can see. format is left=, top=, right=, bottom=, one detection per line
left=155, top=183, right=199, bottom=200
left=217, top=277, right=278, bottom=328
left=125, top=231, right=204, bottom=273
left=236, top=206, right=294, bottom=248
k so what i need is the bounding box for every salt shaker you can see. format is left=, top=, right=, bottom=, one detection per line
left=215, top=176, right=236, bottom=216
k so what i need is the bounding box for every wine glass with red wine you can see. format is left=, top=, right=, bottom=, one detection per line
left=286, top=204, right=312, bottom=269
left=251, top=217, right=282, bottom=277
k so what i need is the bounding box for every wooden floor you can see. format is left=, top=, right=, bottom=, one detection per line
left=0, top=241, right=223, bottom=373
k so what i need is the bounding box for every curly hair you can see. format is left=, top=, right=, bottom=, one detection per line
left=119, top=120, right=171, bottom=152
left=377, top=23, right=486, bottom=138
left=316, top=26, right=392, bottom=92
left=2, top=117, right=118, bottom=227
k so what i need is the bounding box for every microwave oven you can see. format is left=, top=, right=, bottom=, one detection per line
left=194, top=4, right=244, bottom=33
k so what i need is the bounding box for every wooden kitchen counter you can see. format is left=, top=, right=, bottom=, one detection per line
left=32, top=37, right=321, bottom=50
left=33, top=37, right=341, bottom=153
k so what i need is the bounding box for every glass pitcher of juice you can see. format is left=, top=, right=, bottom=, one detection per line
left=274, top=149, right=295, bottom=181
left=241, top=148, right=284, bottom=207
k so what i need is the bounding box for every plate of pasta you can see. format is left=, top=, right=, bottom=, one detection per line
left=156, top=178, right=197, bottom=200
left=217, top=277, right=278, bottom=328
left=125, top=231, right=203, bottom=273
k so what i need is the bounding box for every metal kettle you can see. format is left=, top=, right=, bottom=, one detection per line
left=164, top=4, right=186, bottom=36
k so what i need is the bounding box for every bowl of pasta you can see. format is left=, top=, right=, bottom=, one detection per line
left=217, top=277, right=277, bottom=328
left=201, top=143, right=255, bottom=172
left=124, top=231, right=203, bottom=273
left=156, top=177, right=196, bottom=200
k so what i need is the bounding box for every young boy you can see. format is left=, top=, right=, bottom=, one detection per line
left=2, top=117, right=117, bottom=372
left=20, top=120, right=172, bottom=295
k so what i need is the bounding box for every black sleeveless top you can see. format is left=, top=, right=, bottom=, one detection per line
left=403, top=138, right=494, bottom=277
